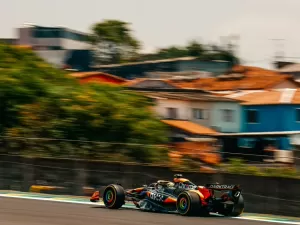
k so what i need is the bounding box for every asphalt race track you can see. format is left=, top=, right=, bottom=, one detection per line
left=0, top=197, right=286, bottom=225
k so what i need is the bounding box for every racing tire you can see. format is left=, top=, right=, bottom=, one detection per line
left=176, top=191, right=203, bottom=216
left=103, top=184, right=125, bottom=209
left=220, top=194, right=245, bottom=217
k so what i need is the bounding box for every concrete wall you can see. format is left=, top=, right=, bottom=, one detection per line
left=0, top=156, right=299, bottom=217
left=35, top=50, right=68, bottom=68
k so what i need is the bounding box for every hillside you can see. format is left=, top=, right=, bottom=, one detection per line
left=0, top=43, right=168, bottom=163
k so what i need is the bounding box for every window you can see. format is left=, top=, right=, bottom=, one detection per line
left=193, top=108, right=204, bottom=119
left=247, top=110, right=258, bottom=123
left=222, top=109, right=234, bottom=122
left=48, top=46, right=63, bottom=50
left=63, top=30, right=87, bottom=41
left=296, top=109, right=300, bottom=122
left=167, top=108, right=178, bottom=119
left=33, top=28, right=62, bottom=38
left=238, top=138, right=256, bottom=148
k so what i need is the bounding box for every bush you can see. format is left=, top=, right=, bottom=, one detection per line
left=0, top=43, right=168, bottom=163
left=222, top=158, right=300, bottom=178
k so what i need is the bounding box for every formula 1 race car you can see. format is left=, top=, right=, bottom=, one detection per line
left=90, top=174, right=244, bottom=217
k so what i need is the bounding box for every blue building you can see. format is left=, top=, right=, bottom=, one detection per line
left=219, top=89, right=300, bottom=163
left=240, top=104, right=300, bottom=150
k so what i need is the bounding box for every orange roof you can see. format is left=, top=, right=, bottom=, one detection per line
left=123, top=78, right=147, bottom=87
left=123, top=78, right=182, bottom=89
left=69, top=71, right=127, bottom=82
left=13, top=45, right=33, bottom=49
left=161, top=120, right=218, bottom=135
left=224, top=89, right=300, bottom=105
left=167, top=65, right=297, bottom=91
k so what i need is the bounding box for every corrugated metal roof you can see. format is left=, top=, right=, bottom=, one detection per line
left=93, top=57, right=198, bottom=68
left=124, top=65, right=298, bottom=91
left=135, top=90, right=240, bottom=102
left=278, top=64, right=300, bottom=73
left=224, top=88, right=300, bottom=105
left=170, top=68, right=295, bottom=91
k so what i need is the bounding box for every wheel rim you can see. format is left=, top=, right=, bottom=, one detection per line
left=105, top=190, right=114, bottom=203
left=179, top=197, right=188, bottom=211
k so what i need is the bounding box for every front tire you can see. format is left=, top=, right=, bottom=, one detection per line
left=176, top=191, right=203, bottom=216
left=103, top=184, right=125, bottom=209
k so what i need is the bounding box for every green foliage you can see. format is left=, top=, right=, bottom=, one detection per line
left=89, top=19, right=141, bottom=64
left=88, top=19, right=239, bottom=65
left=138, top=40, right=240, bottom=65
left=0, top=43, right=168, bottom=163
left=222, top=158, right=300, bottom=178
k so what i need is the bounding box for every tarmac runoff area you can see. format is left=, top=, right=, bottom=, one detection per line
left=0, top=191, right=300, bottom=225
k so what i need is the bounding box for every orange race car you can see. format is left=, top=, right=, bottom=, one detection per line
left=90, top=174, right=244, bottom=217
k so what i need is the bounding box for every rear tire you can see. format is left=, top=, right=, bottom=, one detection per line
left=220, top=194, right=244, bottom=217
left=103, top=184, right=125, bottom=209
left=176, top=191, right=203, bottom=216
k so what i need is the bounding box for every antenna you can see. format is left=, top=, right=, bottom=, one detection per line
left=270, top=38, right=285, bottom=61
left=219, top=34, right=240, bottom=56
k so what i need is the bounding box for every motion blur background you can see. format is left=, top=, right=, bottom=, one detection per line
left=1, top=0, right=300, bottom=223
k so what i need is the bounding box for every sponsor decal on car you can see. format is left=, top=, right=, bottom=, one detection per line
left=207, top=184, right=235, bottom=189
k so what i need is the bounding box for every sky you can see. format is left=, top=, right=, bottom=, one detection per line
left=1, top=0, right=300, bottom=69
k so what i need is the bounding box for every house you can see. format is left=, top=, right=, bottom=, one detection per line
left=69, top=71, right=127, bottom=85
left=17, top=24, right=90, bottom=50
left=92, top=57, right=232, bottom=79
left=222, top=88, right=300, bottom=163
left=161, top=119, right=221, bottom=167
left=136, top=90, right=242, bottom=133
left=135, top=90, right=242, bottom=167
left=125, top=65, right=300, bottom=92
left=278, top=63, right=300, bottom=81
left=5, top=24, right=92, bottom=69
left=170, top=65, right=300, bottom=92
left=124, top=78, right=181, bottom=89
left=144, top=71, right=213, bottom=79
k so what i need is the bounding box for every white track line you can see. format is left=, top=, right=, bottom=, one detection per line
left=0, top=194, right=299, bottom=224
left=235, top=217, right=300, bottom=225
left=0, top=194, right=138, bottom=209
left=0, top=194, right=99, bottom=206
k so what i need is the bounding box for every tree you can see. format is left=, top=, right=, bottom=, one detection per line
left=89, top=19, right=141, bottom=64
left=137, top=40, right=240, bottom=65
left=0, top=43, right=168, bottom=163
left=186, top=40, right=204, bottom=57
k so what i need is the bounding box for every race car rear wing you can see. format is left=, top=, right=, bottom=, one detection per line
left=205, top=183, right=241, bottom=191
